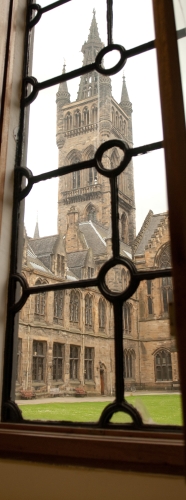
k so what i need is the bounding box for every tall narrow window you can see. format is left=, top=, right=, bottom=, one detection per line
left=84, top=347, right=94, bottom=381
left=88, top=166, right=97, bottom=185
left=147, top=280, right=153, bottom=315
left=85, top=294, right=93, bottom=329
left=54, top=290, right=63, bottom=324
left=121, top=212, right=129, bottom=244
left=70, top=345, right=80, bottom=380
left=70, top=291, right=80, bottom=324
left=155, top=350, right=172, bottom=381
left=158, top=244, right=173, bottom=313
left=99, top=298, right=106, bottom=330
left=74, top=109, right=81, bottom=127
left=124, top=350, right=133, bottom=378
left=34, top=280, right=46, bottom=319
left=57, top=254, right=65, bottom=276
left=123, top=303, right=131, bottom=334
left=83, top=106, right=89, bottom=125
left=53, top=343, right=63, bottom=381
left=86, top=205, right=96, bottom=222
left=32, top=341, right=46, bottom=382
left=72, top=170, right=80, bottom=189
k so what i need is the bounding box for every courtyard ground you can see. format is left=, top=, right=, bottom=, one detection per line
left=17, top=393, right=183, bottom=425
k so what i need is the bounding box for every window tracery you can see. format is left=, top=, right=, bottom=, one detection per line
left=54, top=290, right=63, bottom=323
left=155, top=350, right=172, bottom=381
left=70, top=291, right=80, bottom=324
left=34, top=280, right=46, bottom=318
left=124, top=350, right=134, bottom=378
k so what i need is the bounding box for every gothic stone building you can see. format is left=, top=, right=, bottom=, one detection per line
left=16, top=12, right=178, bottom=399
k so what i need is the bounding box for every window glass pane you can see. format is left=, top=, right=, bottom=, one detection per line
left=11, top=0, right=183, bottom=427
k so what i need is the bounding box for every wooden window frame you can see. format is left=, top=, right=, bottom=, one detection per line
left=0, top=0, right=185, bottom=476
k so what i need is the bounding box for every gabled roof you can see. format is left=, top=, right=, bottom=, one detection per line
left=134, top=211, right=167, bottom=255
left=29, top=235, right=59, bottom=257
left=67, top=250, right=88, bottom=269
left=26, top=243, right=52, bottom=275
left=79, top=221, right=107, bottom=256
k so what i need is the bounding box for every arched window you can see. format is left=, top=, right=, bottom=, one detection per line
left=123, top=120, right=126, bottom=135
left=35, top=280, right=46, bottom=318
left=123, top=303, right=131, bottom=334
left=99, top=298, right=106, bottom=329
left=124, top=350, right=134, bottom=378
left=111, top=107, right=115, bottom=125
left=121, top=212, right=129, bottom=244
left=85, top=294, right=93, bottom=329
left=115, top=112, right=118, bottom=128
left=91, top=105, right=97, bottom=123
left=66, top=112, right=72, bottom=131
left=83, top=107, right=89, bottom=125
left=119, top=116, right=122, bottom=130
left=159, top=244, right=173, bottom=313
left=54, top=290, right=63, bottom=323
left=70, top=291, right=80, bottom=324
left=86, top=205, right=96, bottom=222
left=74, top=109, right=81, bottom=128
left=88, top=167, right=97, bottom=185
left=155, top=350, right=172, bottom=381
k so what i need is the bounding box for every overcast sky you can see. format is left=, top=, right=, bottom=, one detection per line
left=25, top=0, right=186, bottom=238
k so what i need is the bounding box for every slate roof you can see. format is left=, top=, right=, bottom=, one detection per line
left=79, top=221, right=107, bottom=256
left=29, top=235, right=58, bottom=256
left=134, top=212, right=167, bottom=255
left=27, top=244, right=52, bottom=275
left=67, top=251, right=88, bottom=269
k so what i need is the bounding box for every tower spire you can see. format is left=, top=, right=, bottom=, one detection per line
left=56, top=62, right=70, bottom=106
left=34, top=213, right=40, bottom=239
left=77, top=10, right=104, bottom=101
left=120, top=73, right=133, bottom=143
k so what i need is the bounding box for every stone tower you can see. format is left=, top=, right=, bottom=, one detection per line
left=56, top=10, right=136, bottom=246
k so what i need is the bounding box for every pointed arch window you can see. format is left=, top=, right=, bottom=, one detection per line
left=83, top=107, right=89, bottom=125
left=91, top=105, right=98, bottom=123
left=121, top=212, right=129, bottom=244
left=99, top=298, right=106, bottom=330
left=74, top=109, right=81, bottom=128
left=124, top=350, right=134, bottom=378
left=111, top=107, right=115, bottom=125
left=86, top=205, right=96, bottom=222
left=155, top=350, right=172, bottom=381
left=54, top=290, right=63, bottom=324
left=70, top=291, right=80, bottom=324
left=85, top=294, right=93, bottom=329
left=34, top=280, right=46, bottom=319
left=115, top=112, right=118, bottom=128
left=88, top=167, right=97, bottom=185
left=159, top=244, right=173, bottom=313
left=66, top=112, right=72, bottom=131
left=123, top=303, right=132, bottom=335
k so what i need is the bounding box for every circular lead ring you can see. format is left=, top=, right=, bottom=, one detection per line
left=95, top=139, right=131, bottom=178
left=98, top=256, right=139, bottom=303
left=95, top=44, right=127, bottom=76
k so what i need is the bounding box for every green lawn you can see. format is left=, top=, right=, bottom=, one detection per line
left=19, top=395, right=183, bottom=425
